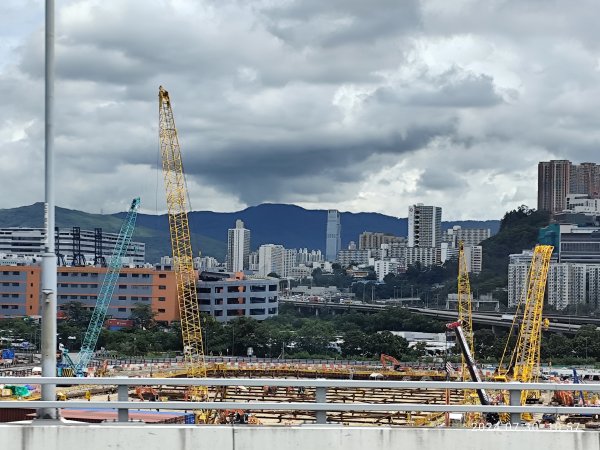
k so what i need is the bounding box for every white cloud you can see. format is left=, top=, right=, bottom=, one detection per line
left=1, top=0, right=600, bottom=221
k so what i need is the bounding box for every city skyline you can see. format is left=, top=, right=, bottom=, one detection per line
left=3, top=1, right=600, bottom=220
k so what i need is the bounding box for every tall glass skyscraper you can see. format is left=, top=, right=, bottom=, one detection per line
left=325, top=209, right=341, bottom=262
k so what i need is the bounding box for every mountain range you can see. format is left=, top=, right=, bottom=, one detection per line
left=0, top=203, right=500, bottom=263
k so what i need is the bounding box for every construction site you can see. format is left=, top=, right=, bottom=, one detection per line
left=1, top=87, right=597, bottom=429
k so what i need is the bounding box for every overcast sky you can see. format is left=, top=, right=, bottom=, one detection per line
left=1, top=0, right=599, bottom=220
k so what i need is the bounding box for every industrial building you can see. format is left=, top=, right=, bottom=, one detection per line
left=0, top=263, right=280, bottom=323
left=197, top=271, right=279, bottom=322
left=0, top=227, right=145, bottom=265
left=539, top=223, right=600, bottom=264
left=0, top=264, right=178, bottom=323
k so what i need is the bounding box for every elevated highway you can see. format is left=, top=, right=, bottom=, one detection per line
left=406, top=307, right=588, bottom=335
left=280, top=298, right=591, bottom=334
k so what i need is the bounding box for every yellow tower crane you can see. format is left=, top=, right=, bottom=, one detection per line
left=457, top=241, right=479, bottom=422
left=497, top=244, right=553, bottom=419
left=158, top=86, right=207, bottom=391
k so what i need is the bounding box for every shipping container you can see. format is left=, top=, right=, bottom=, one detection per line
left=105, top=319, right=134, bottom=330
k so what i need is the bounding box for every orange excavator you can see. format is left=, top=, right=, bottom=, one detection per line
left=135, top=387, right=158, bottom=401
left=380, top=354, right=403, bottom=371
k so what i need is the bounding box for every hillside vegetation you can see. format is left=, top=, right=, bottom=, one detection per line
left=469, top=205, right=550, bottom=301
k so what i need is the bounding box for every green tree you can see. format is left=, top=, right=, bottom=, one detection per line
left=62, top=301, right=92, bottom=328
left=129, top=303, right=157, bottom=329
left=340, top=330, right=367, bottom=357
left=296, top=321, right=335, bottom=354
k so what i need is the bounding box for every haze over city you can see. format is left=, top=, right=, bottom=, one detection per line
left=2, top=0, right=600, bottom=219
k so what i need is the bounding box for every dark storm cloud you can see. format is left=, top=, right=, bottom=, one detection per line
left=180, top=120, right=455, bottom=204
left=3, top=0, right=600, bottom=219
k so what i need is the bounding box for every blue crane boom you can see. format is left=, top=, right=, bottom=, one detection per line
left=74, top=197, right=141, bottom=375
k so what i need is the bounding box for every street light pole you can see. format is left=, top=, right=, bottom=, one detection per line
left=39, top=0, right=58, bottom=420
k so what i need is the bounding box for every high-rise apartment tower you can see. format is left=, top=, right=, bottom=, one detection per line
left=408, top=204, right=442, bottom=248
left=538, top=160, right=600, bottom=214
left=325, top=210, right=341, bottom=262
left=226, top=219, right=251, bottom=272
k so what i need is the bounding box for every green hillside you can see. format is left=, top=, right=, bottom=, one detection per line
left=0, top=203, right=226, bottom=262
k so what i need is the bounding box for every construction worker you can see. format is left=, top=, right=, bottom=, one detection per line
left=85, top=390, right=91, bottom=401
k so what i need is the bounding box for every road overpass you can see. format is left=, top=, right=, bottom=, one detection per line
left=280, top=298, right=589, bottom=334
left=406, top=307, right=588, bottom=335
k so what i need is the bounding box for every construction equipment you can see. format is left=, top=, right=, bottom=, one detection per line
left=457, top=241, right=474, bottom=361
left=447, top=320, right=499, bottom=424
left=94, top=228, right=107, bottom=267
left=497, top=245, right=553, bottom=417
left=71, top=226, right=87, bottom=266
left=158, top=86, right=207, bottom=411
left=380, top=354, right=403, bottom=371
left=456, top=241, right=480, bottom=424
left=73, top=198, right=141, bottom=376
left=55, top=227, right=67, bottom=266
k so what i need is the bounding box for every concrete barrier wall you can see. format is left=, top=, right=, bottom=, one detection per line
left=1, top=423, right=599, bottom=450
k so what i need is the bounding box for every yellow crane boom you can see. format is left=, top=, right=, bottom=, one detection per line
left=158, top=86, right=206, bottom=381
left=457, top=241, right=474, bottom=364
left=457, top=241, right=479, bottom=424
left=496, top=244, right=553, bottom=420
left=511, top=244, right=553, bottom=384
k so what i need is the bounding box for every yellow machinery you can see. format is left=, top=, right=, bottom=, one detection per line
left=457, top=241, right=479, bottom=422
left=497, top=244, right=553, bottom=419
left=158, top=86, right=208, bottom=406
left=457, top=241, right=474, bottom=371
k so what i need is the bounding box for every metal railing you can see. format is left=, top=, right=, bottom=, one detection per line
left=1, top=377, right=600, bottom=425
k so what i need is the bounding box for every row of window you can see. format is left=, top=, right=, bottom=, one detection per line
left=58, top=295, right=165, bottom=302
left=58, top=283, right=158, bottom=289
left=1, top=294, right=19, bottom=298
left=0, top=305, right=19, bottom=309
left=59, top=272, right=154, bottom=278
left=112, top=307, right=167, bottom=313
left=212, top=307, right=277, bottom=317
left=1, top=271, right=21, bottom=276
left=199, top=296, right=278, bottom=306
left=59, top=272, right=99, bottom=278
left=117, top=296, right=151, bottom=301
left=202, top=284, right=277, bottom=294
left=59, top=295, right=97, bottom=300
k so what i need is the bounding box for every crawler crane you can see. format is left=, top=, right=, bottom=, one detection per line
left=497, top=244, right=553, bottom=419
left=158, top=86, right=208, bottom=415
left=447, top=320, right=499, bottom=424
left=456, top=241, right=479, bottom=422
left=57, top=198, right=140, bottom=376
